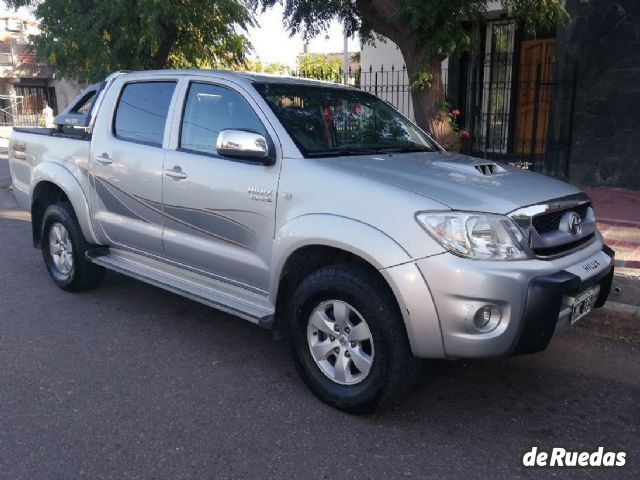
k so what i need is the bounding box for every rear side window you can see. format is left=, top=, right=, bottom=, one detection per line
left=114, top=81, right=176, bottom=146
left=71, top=90, right=97, bottom=114
left=180, top=82, right=266, bottom=156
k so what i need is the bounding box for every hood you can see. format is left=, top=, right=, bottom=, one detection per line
left=314, top=151, right=581, bottom=214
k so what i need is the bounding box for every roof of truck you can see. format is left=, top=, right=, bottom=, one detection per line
left=119, top=69, right=356, bottom=90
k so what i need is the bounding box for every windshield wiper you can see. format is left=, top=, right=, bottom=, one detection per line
left=305, top=145, right=433, bottom=158
left=306, top=148, right=380, bottom=158
left=374, top=145, right=434, bottom=153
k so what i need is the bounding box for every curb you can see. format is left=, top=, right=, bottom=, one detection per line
left=616, top=267, right=640, bottom=279
left=615, top=260, right=640, bottom=271
left=602, top=301, right=640, bottom=317
left=598, top=218, right=640, bottom=274
left=598, top=218, right=640, bottom=227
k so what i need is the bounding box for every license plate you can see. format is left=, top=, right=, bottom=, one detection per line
left=571, top=288, right=595, bottom=324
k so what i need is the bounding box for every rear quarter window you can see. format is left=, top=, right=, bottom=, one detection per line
left=72, top=90, right=97, bottom=114
left=113, top=81, right=176, bottom=146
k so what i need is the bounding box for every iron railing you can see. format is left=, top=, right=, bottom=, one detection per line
left=295, top=65, right=415, bottom=119
left=0, top=85, right=58, bottom=127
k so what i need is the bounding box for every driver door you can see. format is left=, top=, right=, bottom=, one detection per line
left=161, top=80, right=282, bottom=292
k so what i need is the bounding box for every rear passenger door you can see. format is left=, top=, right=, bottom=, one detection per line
left=161, top=79, right=282, bottom=292
left=90, top=79, right=177, bottom=256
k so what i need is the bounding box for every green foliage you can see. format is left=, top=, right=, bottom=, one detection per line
left=409, top=71, right=433, bottom=92
left=263, top=62, right=291, bottom=74
left=391, top=0, right=486, bottom=60
left=5, top=0, right=255, bottom=82
left=504, top=0, right=570, bottom=36
left=229, top=58, right=290, bottom=74
left=259, top=0, right=362, bottom=40
left=297, top=53, right=342, bottom=76
left=261, top=0, right=568, bottom=66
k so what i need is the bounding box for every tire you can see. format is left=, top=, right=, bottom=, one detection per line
left=289, top=263, right=418, bottom=413
left=40, top=202, right=104, bottom=291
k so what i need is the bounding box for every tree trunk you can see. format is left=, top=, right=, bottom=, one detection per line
left=355, top=0, right=456, bottom=148
left=150, top=22, right=178, bottom=69
left=402, top=51, right=456, bottom=148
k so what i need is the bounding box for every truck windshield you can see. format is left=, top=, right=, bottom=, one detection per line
left=254, top=82, right=438, bottom=157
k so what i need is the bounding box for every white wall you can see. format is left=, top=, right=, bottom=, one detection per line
left=53, top=78, right=86, bottom=111
left=360, top=38, right=412, bottom=119
left=360, top=38, right=405, bottom=70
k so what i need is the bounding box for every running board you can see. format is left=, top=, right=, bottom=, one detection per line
left=86, top=248, right=275, bottom=327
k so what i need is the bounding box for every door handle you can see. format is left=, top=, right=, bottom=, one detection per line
left=95, top=153, right=112, bottom=165
left=164, top=166, right=187, bottom=180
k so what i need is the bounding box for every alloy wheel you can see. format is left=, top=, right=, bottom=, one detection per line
left=48, top=222, right=74, bottom=275
left=306, top=299, right=375, bottom=385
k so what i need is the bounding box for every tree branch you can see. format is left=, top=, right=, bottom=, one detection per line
left=355, top=0, right=403, bottom=45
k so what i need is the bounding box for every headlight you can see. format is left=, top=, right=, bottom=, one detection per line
left=416, top=211, right=532, bottom=260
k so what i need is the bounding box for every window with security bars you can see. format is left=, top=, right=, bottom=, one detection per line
left=14, top=85, right=58, bottom=116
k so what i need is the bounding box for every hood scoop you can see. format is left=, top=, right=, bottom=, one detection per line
left=474, top=163, right=502, bottom=175
left=433, top=160, right=506, bottom=176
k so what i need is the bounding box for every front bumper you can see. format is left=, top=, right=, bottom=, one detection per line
left=387, top=235, right=614, bottom=359
left=511, top=245, right=614, bottom=355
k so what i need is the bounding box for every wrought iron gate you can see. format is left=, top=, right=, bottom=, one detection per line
left=460, top=35, right=577, bottom=177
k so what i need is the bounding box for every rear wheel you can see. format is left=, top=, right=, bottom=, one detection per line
left=41, top=202, right=104, bottom=291
left=289, top=264, right=418, bottom=413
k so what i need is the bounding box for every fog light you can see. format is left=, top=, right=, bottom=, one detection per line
left=473, top=304, right=501, bottom=331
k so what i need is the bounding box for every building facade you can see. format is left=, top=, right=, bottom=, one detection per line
left=0, top=14, right=83, bottom=127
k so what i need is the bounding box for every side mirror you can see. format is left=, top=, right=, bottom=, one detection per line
left=216, top=129, right=269, bottom=160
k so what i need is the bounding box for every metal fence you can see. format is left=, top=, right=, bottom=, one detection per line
left=296, top=60, right=576, bottom=177
left=0, top=85, right=58, bottom=127
left=295, top=65, right=415, bottom=119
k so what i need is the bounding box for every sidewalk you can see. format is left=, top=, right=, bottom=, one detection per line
left=583, top=187, right=640, bottom=273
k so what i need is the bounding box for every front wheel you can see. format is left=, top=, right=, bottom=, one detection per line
left=41, top=202, right=104, bottom=291
left=289, top=264, right=418, bottom=413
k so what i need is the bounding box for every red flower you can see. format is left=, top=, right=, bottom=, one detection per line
left=460, top=129, right=470, bottom=139
left=452, top=108, right=461, bottom=117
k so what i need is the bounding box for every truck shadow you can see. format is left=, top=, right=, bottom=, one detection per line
left=98, top=270, right=640, bottom=438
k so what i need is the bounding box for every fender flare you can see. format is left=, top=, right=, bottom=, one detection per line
left=30, top=162, right=101, bottom=245
left=270, top=213, right=411, bottom=298
left=270, top=213, right=445, bottom=358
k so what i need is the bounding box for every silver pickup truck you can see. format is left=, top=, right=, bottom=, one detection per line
left=9, top=70, right=614, bottom=412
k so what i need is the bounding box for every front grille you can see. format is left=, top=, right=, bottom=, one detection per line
left=532, top=203, right=590, bottom=234
left=533, top=233, right=596, bottom=258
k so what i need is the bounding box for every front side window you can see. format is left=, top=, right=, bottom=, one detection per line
left=254, top=82, right=437, bottom=157
left=180, top=83, right=266, bottom=156
left=114, top=81, right=176, bottom=146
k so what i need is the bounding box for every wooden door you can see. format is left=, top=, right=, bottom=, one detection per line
left=514, top=39, right=555, bottom=154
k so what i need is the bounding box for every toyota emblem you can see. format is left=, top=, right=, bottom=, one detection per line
left=568, top=212, right=582, bottom=237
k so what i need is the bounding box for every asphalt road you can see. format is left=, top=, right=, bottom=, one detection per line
left=1, top=179, right=639, bottom=479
